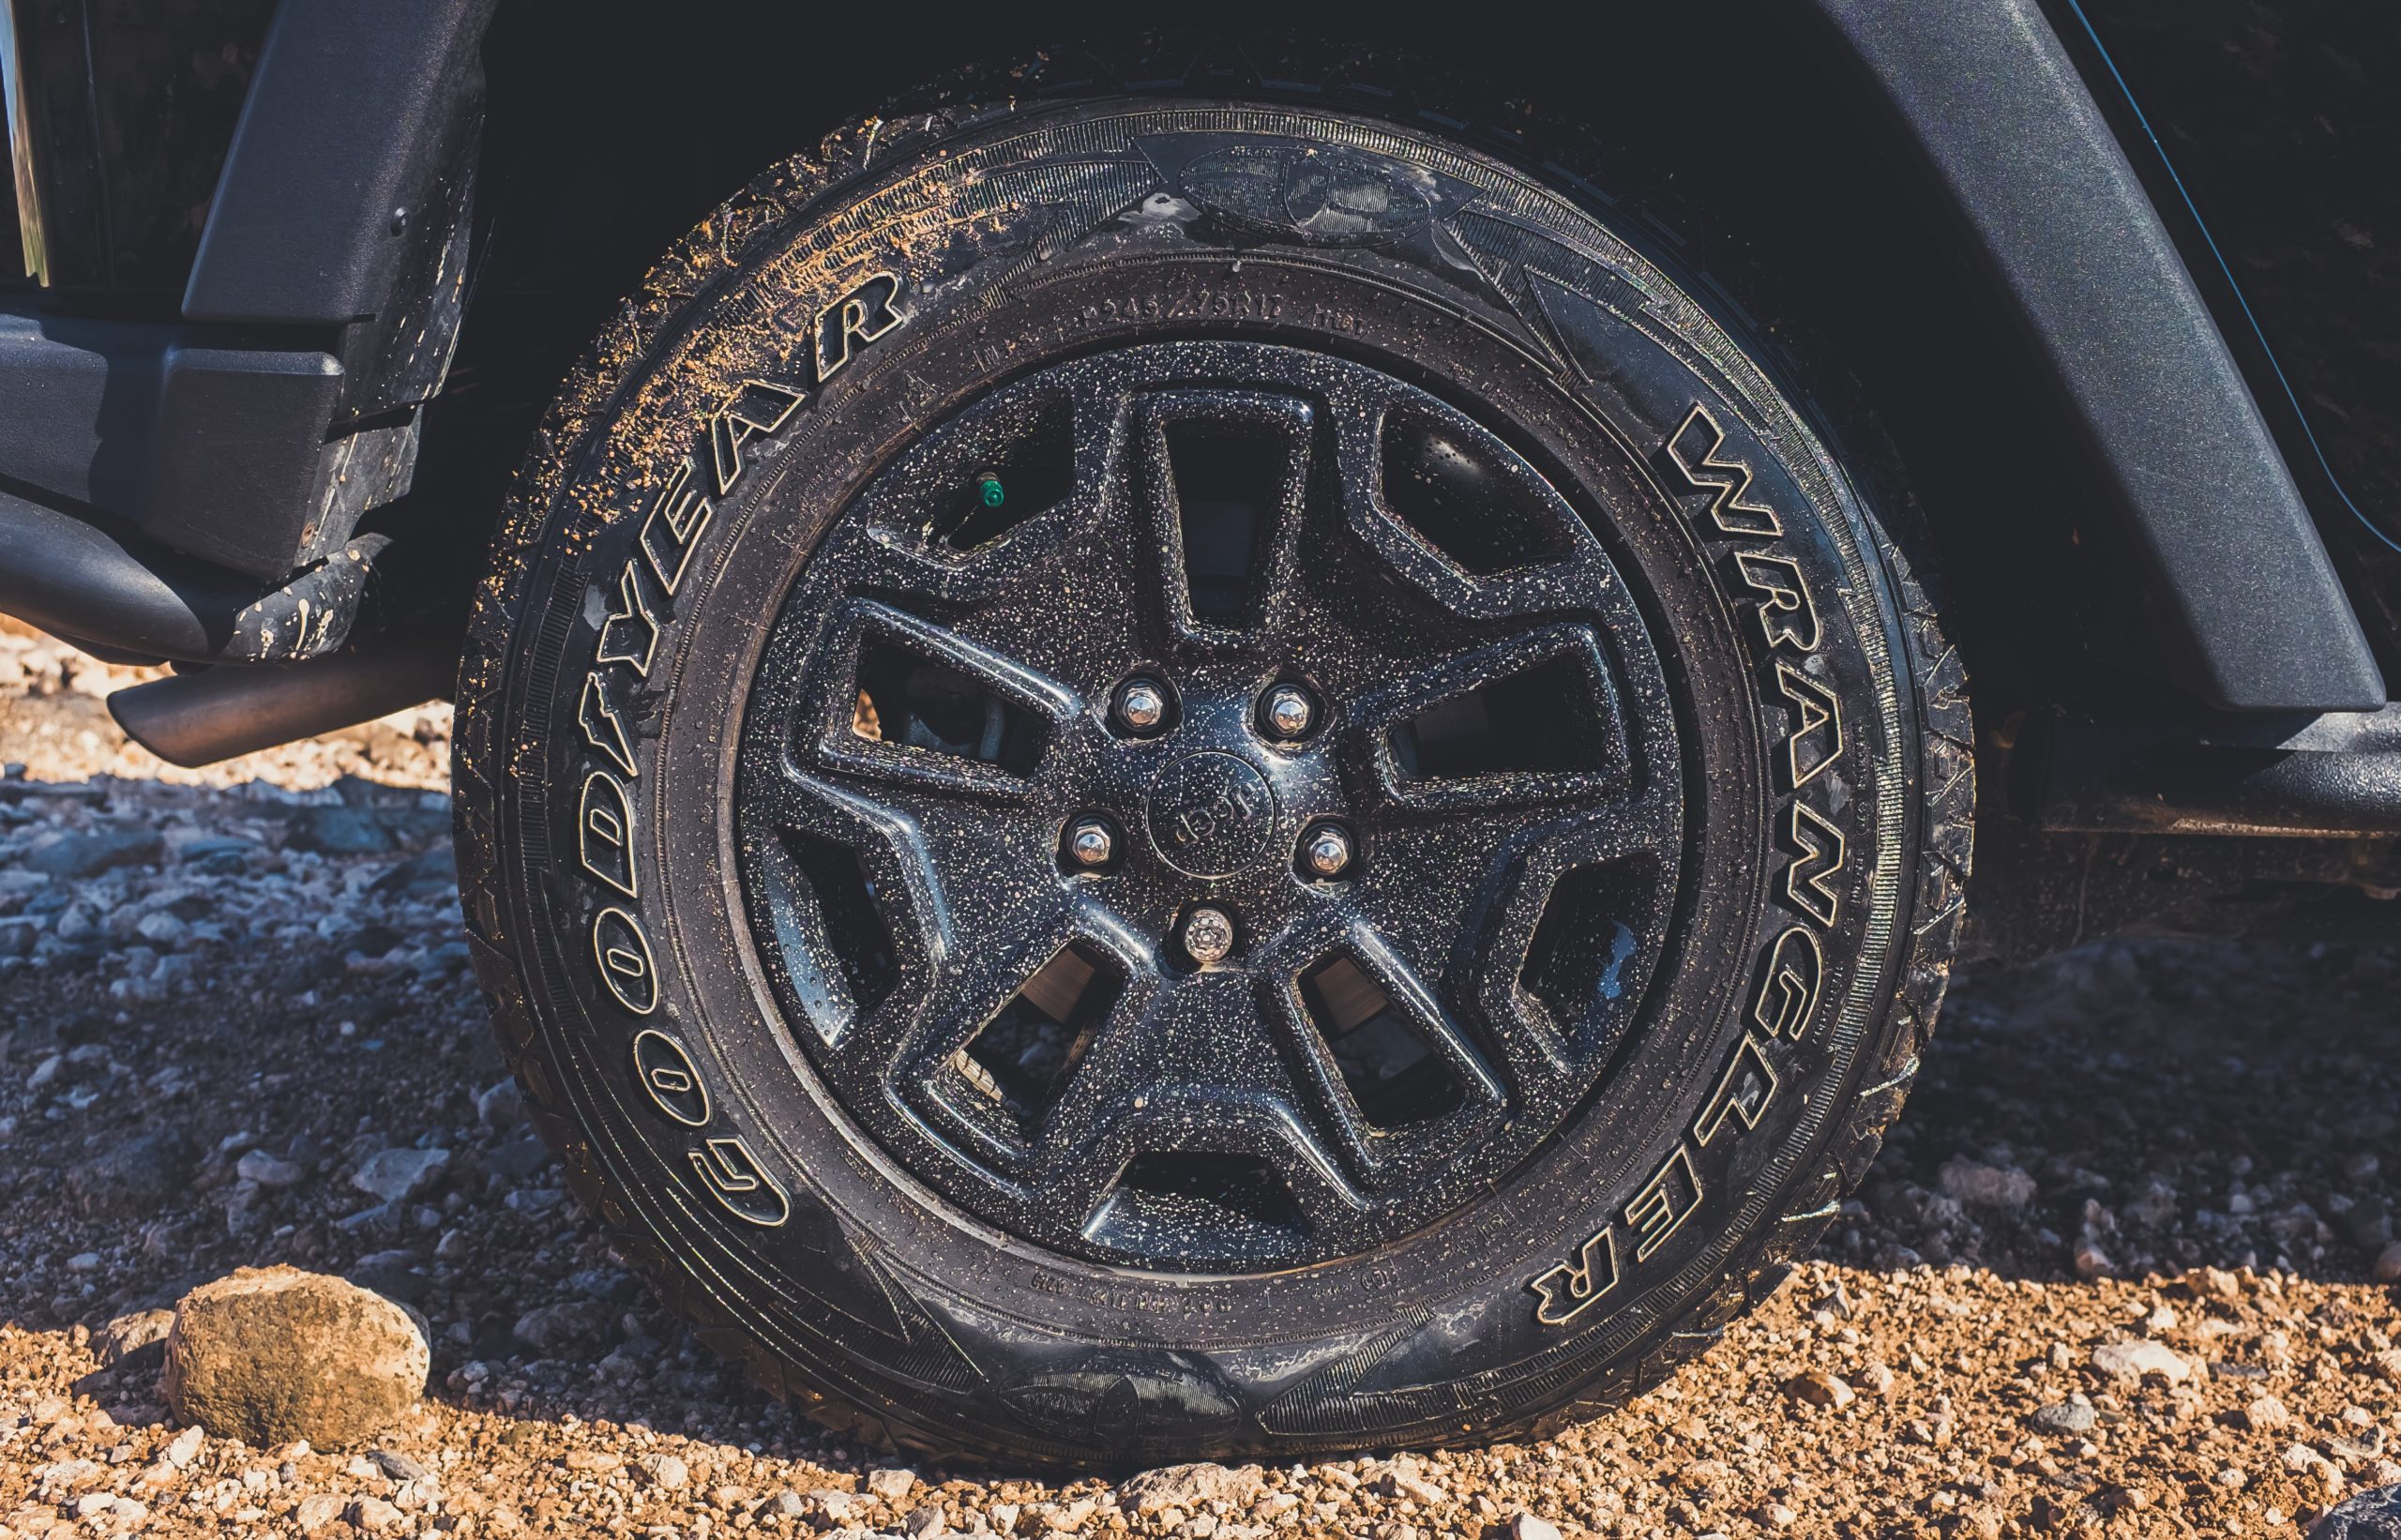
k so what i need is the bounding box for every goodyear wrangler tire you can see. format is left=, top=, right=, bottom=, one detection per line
left=454, top=88, right=1971, bottom=1464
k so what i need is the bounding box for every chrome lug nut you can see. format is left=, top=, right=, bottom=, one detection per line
left=1302, top=823, right=1354, bottom=880
left=1181, top=906, right=1236, bottom=966
left=1066, top=818, right=1115, bottom=869
left=1261, top=684, right=1315, bottom=740
left=1114, top=676, right=1169, bottom=734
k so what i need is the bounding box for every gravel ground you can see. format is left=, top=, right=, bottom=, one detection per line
left=2, top=625, right=2397, bottom=1539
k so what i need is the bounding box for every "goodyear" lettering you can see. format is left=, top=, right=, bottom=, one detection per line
left=566, top=271, right=911, bottom=1230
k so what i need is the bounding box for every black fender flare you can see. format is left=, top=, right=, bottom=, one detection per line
left=1796, top=0, right=2385, bottom=713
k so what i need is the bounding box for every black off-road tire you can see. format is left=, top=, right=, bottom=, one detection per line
left=453, top=71, right=1971, bottom=1465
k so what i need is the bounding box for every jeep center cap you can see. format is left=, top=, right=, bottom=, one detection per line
left=1145, top=751, right=1276, bottom=878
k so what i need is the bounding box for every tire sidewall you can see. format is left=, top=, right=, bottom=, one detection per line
left=474, top=97, right=1920, bottom=1456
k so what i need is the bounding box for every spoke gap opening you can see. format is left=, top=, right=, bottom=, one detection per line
left=763, top=832, right=900, bottom=1038
left=1518, top=860, right=1655, bottom=1039
left=950, top=941, right=1121, bottom=1136
left=852, top=637, right=1049, bottom=775
left=1167, top=425, right=1287, bottom=626
left=1391, top=654, right=1611, bottom=781
left=929, top=397, right=1076, bottom=551
left=1380, top=407, right=1575, bottom=576
left=1299, top=955, right=1463, bottom=1128
left=1087, top=1152, right=1309, bottom=1263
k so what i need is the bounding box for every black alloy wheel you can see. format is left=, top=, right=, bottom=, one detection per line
left=454, top=69, right=1971, bottom=1465
left=736, top=343, right=1683, bottom=1272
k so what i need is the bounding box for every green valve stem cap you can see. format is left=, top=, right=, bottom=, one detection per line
left=974, top=471, right=1005, bottom=508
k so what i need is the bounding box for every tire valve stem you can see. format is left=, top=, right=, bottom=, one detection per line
left=974, top=469, right=1005, bottom=509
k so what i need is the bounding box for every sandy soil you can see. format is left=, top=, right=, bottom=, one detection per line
left=1, top=627, right=2395, bottom=1540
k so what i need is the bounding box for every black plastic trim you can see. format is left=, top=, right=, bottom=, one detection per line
left=0, top=302, right=342, bottom=577
left=184, top=0, right=495, bottom=327
left=1797, top=0, right=2385, bottom=713
left=0, top=488, right=255, bottom=659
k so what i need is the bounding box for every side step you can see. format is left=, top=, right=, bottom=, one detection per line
left=2025, top=704, right=2401, bottom=838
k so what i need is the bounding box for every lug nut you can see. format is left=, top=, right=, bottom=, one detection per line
left=1181, top=906, right=1236, bottom=966
left=1066, top=818, right=1115, bottom=869
left=1261, top=685, right=1315, bottom=740
left=1114, top=676, right=1169, bottom=734
left=1302, top=823, right=1353, bottom=880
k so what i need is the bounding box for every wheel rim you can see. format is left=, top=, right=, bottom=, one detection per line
left=736, top=340, right=1687, bottom=1271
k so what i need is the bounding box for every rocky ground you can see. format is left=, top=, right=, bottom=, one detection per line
left=1, top=621, right=2397, bottom=1539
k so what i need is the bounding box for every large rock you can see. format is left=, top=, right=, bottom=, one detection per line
left=162, top=1267, right=429, bottom=1448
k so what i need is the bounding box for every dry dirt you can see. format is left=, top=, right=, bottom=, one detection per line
left=1, top=622, right=2396, bottom=1540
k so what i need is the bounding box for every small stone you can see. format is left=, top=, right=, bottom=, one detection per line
left=903, top=1504, right=945, bottom=1538
left=2074, top=1238, right=2115, bottom=1279
left=1118, top=1462, right=1263, bottom=1515
left=513, top=1300, right=611, bottom=1356
left=2243, top=1395, right=2292, bottom=1431
left=163, top=1427, right=204, bottom=1469
left=1938, top=1157, right=2036, bottom=1210
left=284, top=807, right=395, bottom=856
left=865, top=1467, right=919, bottom=1502
left=236, top=1149, right=306, bottom=1188
left=2032, top=1399, right=2097, bottom=1434
left=294, top=1493, right=347, bottom=1532
left=486, top=1135, right=554, bottom=1180
left=2308, top=1483, right=2401, bottom=1540
left=763, top=1490, right=808, bottom=1518
left=93, top=1308, right=174, bottom=1372
left=350, top=1147, right=450, bottom=1204
left=475, top=1079, right=523, bottom=1129
left=25, top=825, right=165, bottom=878
left=348, top=1495, right=405, bottom=1532
left=370, top=1449, right=430, bottom=1482
left=1508, top=1517, right=1564, bottom=1540
left=2091, top=1339, right=2192, bottom=1384
left=2186, top=1265, right=2242, bottom=1301
left=162, top=1266, right=430, bottom=1448
left=639, top=1453, right=690, bottom=1490
left=1783, top=1369, right=1855, bottom=1409
left=67, top=1130, right=196, bottom=1217
left=2375, top=1242, right=2401, bottom=1284
left=2372, top=1350, right=2401, bottom=1386
left=1757, top=1504, right=1797, bottom=1530
left=810, top=1489, right=865, bottom=1522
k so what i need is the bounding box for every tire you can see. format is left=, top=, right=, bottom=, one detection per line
left=453, top=79, right=1972, bottom=1465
